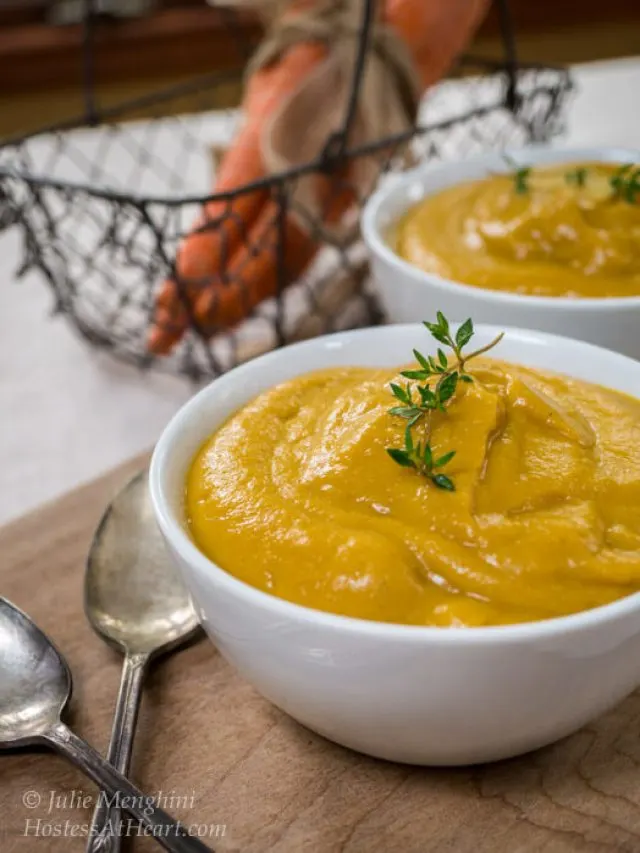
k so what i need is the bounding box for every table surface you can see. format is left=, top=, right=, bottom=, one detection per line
left=3, top=454, right=640, bottom=853
left=1, top=57, right=639, bottom=527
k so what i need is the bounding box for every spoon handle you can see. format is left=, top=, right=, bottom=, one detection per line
left=86, top=652, right=149, bottom=853
left=45, top=721, right=214, bottom=853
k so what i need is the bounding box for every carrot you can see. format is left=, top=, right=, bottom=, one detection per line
left=385, top=0, right=490, bottom=89
left=148, top=38, right=328, bottom=354
left=147, top=175, right=354, bottom=353
left=192, top=201, right=317, bottom=331
left=198, top=176, right=355, bottom=325
left=148, top=0, right=490, bottom=356
left=179, top=39, right=327, bottom=280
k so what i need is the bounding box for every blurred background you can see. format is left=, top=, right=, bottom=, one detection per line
left=0, top=0, right=638, bottom=526
left=2, top=0, right=640, bottom=138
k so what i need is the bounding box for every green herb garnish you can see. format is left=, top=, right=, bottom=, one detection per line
left=610, top=163, right=640, bottom=204
left=501, top=154, right=531, bottom=195
left=513, top=166, right=531, bottom=195
left=386, top=313, right=504, bottom=490
left=500, top=159, right=640, bottom=201
left=565, top=166, right=588, bottom=188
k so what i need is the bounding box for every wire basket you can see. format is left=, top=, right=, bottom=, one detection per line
left=0, top=1, right=572, bottom=380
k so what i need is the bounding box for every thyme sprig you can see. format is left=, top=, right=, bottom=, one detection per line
left=501, top=154, right=531, bottom=194
left=386, top=313, right=504, bottom=490
left=565, top=166, right=588, bottom=188
left=610, top=163, right=640, bottom=204
left=501, top=159, right=640, bottom=205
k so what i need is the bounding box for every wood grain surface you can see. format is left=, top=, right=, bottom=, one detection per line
left=2, top=455, right=640, bottom=852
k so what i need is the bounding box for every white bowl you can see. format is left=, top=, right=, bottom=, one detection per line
left=362, top=146, right=640, bottom=360
left=149, top=324, right=640, bottom=766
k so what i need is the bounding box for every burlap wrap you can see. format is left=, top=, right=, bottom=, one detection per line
left=213, top=0, right=421, bottom=237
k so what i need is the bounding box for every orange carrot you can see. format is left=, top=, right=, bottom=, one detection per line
left=194, top=175, right=355, bottom=328
left=148, top=0, right=490, bottom=355
left=192, top=202, right=317, bottom=332
left=148, top=39, right=328, bottom=354
left=147, top=177, right=354, bottom=353
left=385, top=0, right=490, bottom=89
left=179, top=40, right=327, bottom=281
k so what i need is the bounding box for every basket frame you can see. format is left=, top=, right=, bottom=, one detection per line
left=0, top=0, right=573, bottom=380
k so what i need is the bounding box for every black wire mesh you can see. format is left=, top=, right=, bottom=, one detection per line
left=0, top=3, right=572, bottom=380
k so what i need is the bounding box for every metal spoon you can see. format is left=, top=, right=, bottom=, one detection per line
left=0, top=597, right=212, bottom=853
left=85, top=470, right=202, bottom=853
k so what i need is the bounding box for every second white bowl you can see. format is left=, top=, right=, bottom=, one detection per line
left=362, top=146, right=640, bottom=360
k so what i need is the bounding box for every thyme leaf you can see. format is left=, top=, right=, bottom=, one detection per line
left=610, top=163, right=640, bottom=204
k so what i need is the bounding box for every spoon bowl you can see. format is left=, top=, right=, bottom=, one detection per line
left=0, top=598, right=71, bottom=747
left=85, top=470, right=200, bottom=655
left=84, top=469, right=202, bottom=853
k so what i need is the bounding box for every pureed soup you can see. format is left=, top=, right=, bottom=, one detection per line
left=395, top=161, right=640, bottom=298
left=185, top=332, right=640, bottom=628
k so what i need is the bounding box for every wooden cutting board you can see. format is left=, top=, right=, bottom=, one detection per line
left=3, top=457, right=640, bottom=853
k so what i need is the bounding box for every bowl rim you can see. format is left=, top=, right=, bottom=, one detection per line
left=361, top=144, right=640, bottom=309
left=149, top=323, right=640, bottom=645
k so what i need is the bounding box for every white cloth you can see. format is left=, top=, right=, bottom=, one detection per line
left=1, top=58, right=639, bottom=526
